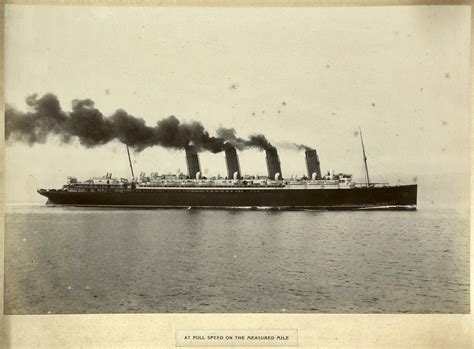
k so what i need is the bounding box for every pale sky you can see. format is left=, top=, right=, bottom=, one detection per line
left=4, top=5, right=471, bottom=206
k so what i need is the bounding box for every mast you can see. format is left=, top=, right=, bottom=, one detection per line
left=359, top=127, right=370, bottom=187
left=126, top=145, right=135, bottom=179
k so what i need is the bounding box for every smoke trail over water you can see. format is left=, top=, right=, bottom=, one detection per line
left=216, top=127, right=275, bottom=151
left=277, top=142, right=314, bottom=151
left=6, top=93, right=312, bottom=153
left=6, top=93, right=227, bottom=153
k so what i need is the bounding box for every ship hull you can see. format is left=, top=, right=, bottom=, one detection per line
left=38, top=184, right=417, bottom=210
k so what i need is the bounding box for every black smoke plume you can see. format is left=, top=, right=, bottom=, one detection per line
left=216, top=127, right=275, bottom=151
left=278, top=142, right=313, bottom=151
left=6, top=93, right=308, bottom=154
left=217, top=128, right=313, bottom=151
left=6, top=93, right=227, bottom=153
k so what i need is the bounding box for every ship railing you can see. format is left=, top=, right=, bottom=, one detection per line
left=140, top=182, right=286, bottom=188
left=354, top=182, right=389, bottom=188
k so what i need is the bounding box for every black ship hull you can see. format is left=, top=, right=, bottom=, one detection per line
left=38, top=184, right=417, bottom=210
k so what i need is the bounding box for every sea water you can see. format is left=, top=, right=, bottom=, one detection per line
left=4, top=204, right=469, bottom=314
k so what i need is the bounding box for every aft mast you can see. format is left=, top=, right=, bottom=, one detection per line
left=126, top=145, right=135, bottom=179
left=359, top=127, right=370, bottom=187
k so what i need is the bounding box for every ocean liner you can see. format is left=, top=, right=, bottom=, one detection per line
left=38, top=131, right=418, bottom=210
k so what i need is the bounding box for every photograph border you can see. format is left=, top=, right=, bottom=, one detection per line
left=1, top=0, right=472, bottom=347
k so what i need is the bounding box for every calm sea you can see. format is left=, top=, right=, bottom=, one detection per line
left=5, top=204, right=469, bottom=314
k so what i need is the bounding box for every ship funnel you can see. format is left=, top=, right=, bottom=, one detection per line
left=305, top=149, right=321, bottom=180
left=265, top=147, right=283, bottom=180
left=185, top=145, right=201, bottom=180
left=224, top=145, right=241, bottom=179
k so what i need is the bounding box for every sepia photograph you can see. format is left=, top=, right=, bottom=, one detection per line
left=3, top=2, right=471, bottom=345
